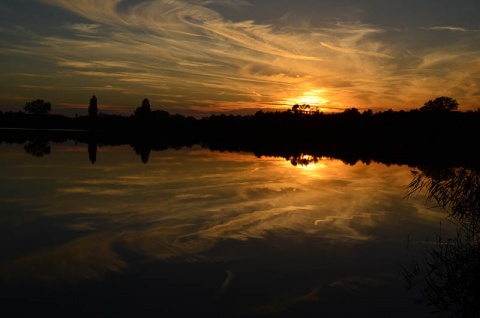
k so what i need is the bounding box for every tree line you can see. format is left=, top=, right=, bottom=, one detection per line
left=16, top=95, right=464, bottom=117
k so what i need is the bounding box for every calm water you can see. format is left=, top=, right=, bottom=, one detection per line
left=0, top=142, right=458, bottom=317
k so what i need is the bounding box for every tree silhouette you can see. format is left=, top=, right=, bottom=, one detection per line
left=342, top=107, right=361, bottom=116
left=134, top=98, right=152, bottom=117
left=24, top=99, right=51, bottom=115
left=420, top=96, right=458, bottom=112
left=141, top=98, right=151, bottom=113
left=88, top=95, right=98, bottom=118
left=292, top=104, right=313, bottom=114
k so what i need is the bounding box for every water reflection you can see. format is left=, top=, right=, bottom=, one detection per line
left=133, top=142, right=151, bottom=164
left=288, top=154, right=320, bottom=166
left=23, top=140, right=51, bottom=157
left=0, top=143, right=455, bottom=316
left=405, top=167, right=480, bottom=317
left=88, top=141, right=97, bottom=164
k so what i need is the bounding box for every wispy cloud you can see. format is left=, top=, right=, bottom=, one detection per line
left=18, top=84, right=56, bottom=90
left=320, top=41, right=393, bottom=59
left=68, top=23, right=102, bottom=33
left=206, top=0, right=251, bottom=8
left=424, top=26, right=469, bottom=32
left=0, top=0, right=479, bottom=113
left=57, top=59, right=135, bottom=69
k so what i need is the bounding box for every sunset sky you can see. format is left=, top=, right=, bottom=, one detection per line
left=1, top=0, right=480, bottom=116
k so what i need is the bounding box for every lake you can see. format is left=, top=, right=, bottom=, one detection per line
left=0, top=142, right=464, bottom=317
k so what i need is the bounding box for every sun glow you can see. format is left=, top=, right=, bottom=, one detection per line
left=283, top=89, right=330, bottom=111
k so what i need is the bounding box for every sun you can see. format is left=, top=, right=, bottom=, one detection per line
left=283, top=89, right=330, bottom=110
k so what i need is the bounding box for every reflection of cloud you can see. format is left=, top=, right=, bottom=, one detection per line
left=1, top=231, right=127, bottom=284
left=215, top=269, right=235, bottom=298
left=314, top=212, right=379, bottom=243
left=253, top=287, right=320, bottom=314
left=0, top=148, right=449, bottom=284
left=330, top=275, right=384, bottom=290
left=191, top=206, right=317, bottom=241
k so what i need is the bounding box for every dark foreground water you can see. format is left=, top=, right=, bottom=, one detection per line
left=0, top=143, right=461, bottom=317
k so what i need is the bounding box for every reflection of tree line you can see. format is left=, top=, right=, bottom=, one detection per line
left=4, top=136, right=316, bottom=166
left=3, top=129, right=480, bottom=168
left=24, top=140, right=51, bottom=157
left=288, top=154, right=320, bottom=166
left=22, top=139, right=151, bottom=165
left=88, top=142, right=97, bottom=164
left=404, top=167, right=480, bottom=317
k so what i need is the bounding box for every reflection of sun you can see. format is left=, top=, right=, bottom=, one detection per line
left=294, top=158, right=328, bottom=177
left=282, top=154, right=329, bottom=172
